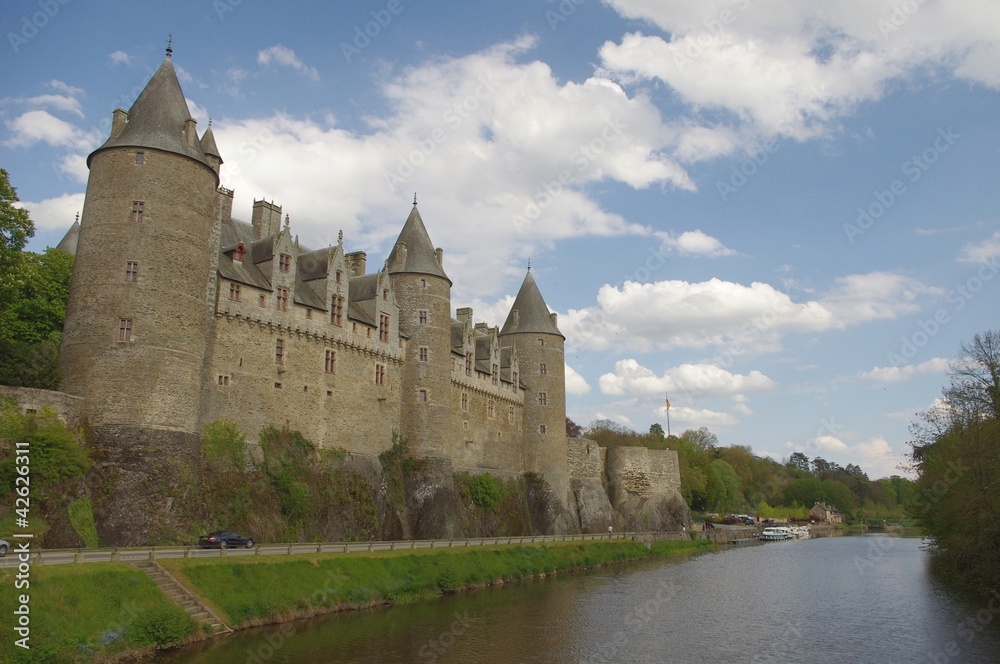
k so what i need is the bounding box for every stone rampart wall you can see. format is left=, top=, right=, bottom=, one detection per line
left=0, top=386, right=85, bottom=428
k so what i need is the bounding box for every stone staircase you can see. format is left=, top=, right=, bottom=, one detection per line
left=131, top=561, right=232, bottom=637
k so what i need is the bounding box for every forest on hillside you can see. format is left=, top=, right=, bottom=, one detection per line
left=567, top=417, right=915, bottom=522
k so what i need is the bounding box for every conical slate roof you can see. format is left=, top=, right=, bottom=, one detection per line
left=500, top=270, right=564, bottom=338
left=386, top=204, right=450, bottom=283
left=200, top=125, right=222, bottom=161
left=89, top=57, right=211, bottom=168
left=55, top=220, right=80, bottom=255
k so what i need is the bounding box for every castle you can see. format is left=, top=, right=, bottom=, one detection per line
left=41, top=47, right=687, bottom=544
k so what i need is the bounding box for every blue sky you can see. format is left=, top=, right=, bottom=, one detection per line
left=3, top=0, right=999, bottom=478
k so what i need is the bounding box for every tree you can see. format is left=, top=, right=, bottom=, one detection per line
left=566, top=417, right=583, bottom=438
left=681, top=427, right=718, bottom=452
left=0, top=247, right=74, bottom=344
left=648, top=423, right=665, bottom=441
left=787, top=451, right=810, bottom=473
left=908, top=330, right=1000, bottom=589
left=0, top=169, right=35, bottom=310
left=945, top=330, right=1000, bottom=420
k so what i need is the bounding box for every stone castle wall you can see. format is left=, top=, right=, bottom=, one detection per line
left=0, top=387, right=85, bottom=428
left=200, top=313, right=403, bottom=456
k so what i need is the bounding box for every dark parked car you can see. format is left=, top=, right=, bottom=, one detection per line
left=198, top=531, right=255, bottom=549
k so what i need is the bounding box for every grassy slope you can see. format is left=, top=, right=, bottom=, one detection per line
left=0, top=539, right=713, bottom=662
left=165, top=539, right=713, bottom=627
left=0, top=563, right=196, bottom=663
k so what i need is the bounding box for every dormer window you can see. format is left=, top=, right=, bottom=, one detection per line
left=279, top=253, right=291, bottom=272
left=233, top=244, right=246, bottom=263
left=383, top=288, right=389, bottom=301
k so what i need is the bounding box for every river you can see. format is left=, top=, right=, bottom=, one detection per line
left=158, top=535, right=1000, bottom=663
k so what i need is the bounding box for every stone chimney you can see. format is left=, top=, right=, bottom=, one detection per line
left=110, top=108, right=128, bottom=139
left=251, top=200, right=282, bottom=238
left=345, top=251, right=367, bottom=277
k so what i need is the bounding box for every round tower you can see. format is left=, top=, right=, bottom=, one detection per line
left=499, top=269, right=569, bottom=502
left=387, top=201, right=453, bottom=458
left=60, top=52, right=221, bottom=434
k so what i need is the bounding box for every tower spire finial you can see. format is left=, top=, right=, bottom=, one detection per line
left=527, top=258, right=531, bottom=272
left=413, top=192, right=417, bottom=206
left=166, top=34, right=173, bottom=59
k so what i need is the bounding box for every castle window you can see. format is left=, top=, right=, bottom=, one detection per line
left=325, top=349, right=336, bottom=374
left=418, top=346, right=428, bottom=362
left=420, top=278, right=427, bottom=289
left=367, top=327, right=371, bottom=338
left=487, top=400, right=495, bottom=419
left=336, top=270, right=342, bottom=284
left=233, top=244, right=245, bottom=263
left=463, top=420, right=469, bottom=431
left=130, top=201, right=144, bottom=223
left=380, top=314, right=390, bottom=342
left=461, top=392, right=468, bottom=411
left=538, top=392, right=547, bottom=406
left=306, top=308, right=313, bottom=319
left=229, top=283, right=241, bottom=301
left=135, top=151, right=144, bottom=165
left=276, top=288, right=289, bottom=312
left=492, top=363, right=499, bottom=385
left=275, top=382, right=282, bottom=389
left=383, top=288, right=389, bottom=301
left=259, top=294, right=266, bottom=308
left=418, top=309, right=428, bottom=325
left=539, top=363, right=547, bottom=375
left=279, top=253, right=291, bottom=272
left=330, top=296, right=344, bottom=326
left=275, top=338, right=285, bottom=364
left=218, top=375, right=230, bottom=386
left=375, top=363, right=386, bottom=386
left=419, top=389, right=428, bottom=402
left=465, top=352, right=472, bottom=376
left=117, top=318, right=132, bottom=342
left=125, top=261, right=139, bottom=283
left=508, top=405, right=515, bottom=423
left=512, top=372, right=518, bottom=392
left=538, top=338, right=544, bottom=346
left=539, top=424, right=547, bottom=434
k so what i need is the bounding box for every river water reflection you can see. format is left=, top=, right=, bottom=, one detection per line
left=159, top=535, right=1000, bottom=663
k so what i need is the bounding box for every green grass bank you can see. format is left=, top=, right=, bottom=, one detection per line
left=0, top=539, right=713, bottom=662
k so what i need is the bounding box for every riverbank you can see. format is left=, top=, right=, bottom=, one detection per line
left=0, top=538, right=714, bottom=663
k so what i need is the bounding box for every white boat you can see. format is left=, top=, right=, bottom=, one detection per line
left=789, top=525, right=811, bottom=539
left=761, top=526, right=793, bottom=541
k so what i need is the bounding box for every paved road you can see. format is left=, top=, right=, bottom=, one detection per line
left=0, top=533, right=632, bottom=569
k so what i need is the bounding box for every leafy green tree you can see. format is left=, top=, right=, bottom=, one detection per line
left=910, top=330, right=1000, bottom=589
left=648, top=423, right=665, bottom=441
left=787, top=451, right=810, bottom=473
left=0, top=247, right=73, bottom=344
left=0, top=168, right=34, bottom=288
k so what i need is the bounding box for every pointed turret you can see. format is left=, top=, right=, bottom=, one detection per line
left=500, top=268, right=569, bottom=511
left=56, top=218, right=80, bottom=255
left=386, top=203, right=450, bottom=283
left=89, top=56, right=213, bottom=174
left=387, top=202, right=453, bottom=460
left=500, top=269, right=564, bottom=338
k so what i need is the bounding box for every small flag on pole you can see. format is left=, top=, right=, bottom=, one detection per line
left=664, top=393, right=671, bottom=410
